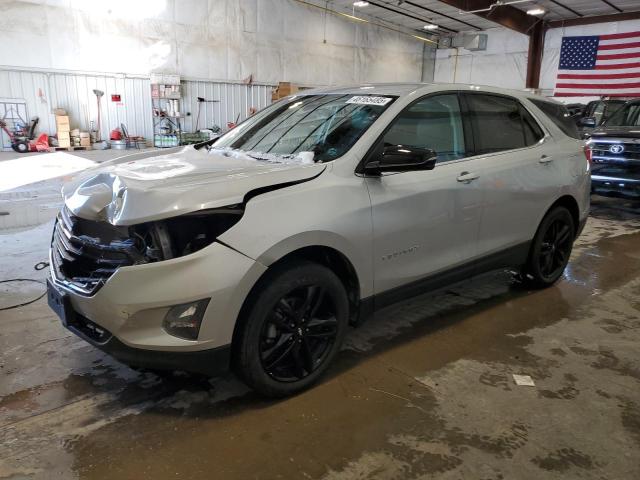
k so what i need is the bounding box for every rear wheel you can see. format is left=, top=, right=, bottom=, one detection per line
left=523, top=206, right=575, bottom=288
left=235, top=261, right=348, bottom=397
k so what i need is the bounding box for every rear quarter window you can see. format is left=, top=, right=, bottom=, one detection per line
left=530, top=99, right=580, bottom=139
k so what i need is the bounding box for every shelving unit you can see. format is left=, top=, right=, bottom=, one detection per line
left=150, top=74, right=182, bottom=148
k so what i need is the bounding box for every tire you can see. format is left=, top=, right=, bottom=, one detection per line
left=522, top=206, right=575, bottom=288
left=235, top=261, right=349, bottom=397
left=12, top=141, right=29, bottom=153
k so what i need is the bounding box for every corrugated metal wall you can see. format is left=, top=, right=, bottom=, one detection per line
left=0, top=68, right=274, bottom=150
left=181, top=81, right=273, bottom=132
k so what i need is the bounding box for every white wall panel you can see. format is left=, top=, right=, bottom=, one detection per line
left=434, top=19, right=640, bottom=102
left=434, top=28, right=529, bottom=89
left=180, top=80, right=272, bottom=132
left=1, top=0, right=426, bottom=86
left=0, top=68, right=274, bottom=146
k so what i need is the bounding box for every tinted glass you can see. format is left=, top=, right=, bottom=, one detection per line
left=521, top=106, right=545, bottom=144
left=605, top=102, right=640, bottom=126
left=382, top=94, right=466, bottom=162
left=530, top=99, right=579, bottom=139
left=214, top=94, right=395, bottom=162
left=593, top=102, right=606, bottom=125
left=466, top=94, right=541, bottom=154
left=604, top=101, right=625, bottom=121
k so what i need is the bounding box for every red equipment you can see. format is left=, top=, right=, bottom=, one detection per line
left=0, top=117, right=47, bottom=153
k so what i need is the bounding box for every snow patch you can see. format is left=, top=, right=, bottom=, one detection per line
left=210, top=147, right=316, bottom=165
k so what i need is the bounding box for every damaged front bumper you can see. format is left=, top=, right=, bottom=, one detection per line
left=49, top=239, right=267, bottom=375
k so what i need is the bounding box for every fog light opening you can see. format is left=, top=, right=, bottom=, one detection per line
left=163, top=299, right=210, bottom=340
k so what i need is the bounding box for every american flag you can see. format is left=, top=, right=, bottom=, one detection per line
left=554, top=31, right=640, bottom=97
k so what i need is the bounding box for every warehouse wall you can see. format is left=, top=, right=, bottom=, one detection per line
left=434, top=28, right=529, bottom=89
left=0, top=68, right=273, bottom=148
left=0, top=0, right=425, bottom=85
left=435, top=19, right=640, bottom=100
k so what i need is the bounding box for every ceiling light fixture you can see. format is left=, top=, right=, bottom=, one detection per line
left=526, top=7, right=546, bottom=16
left=423, top=24, right=438, bottom=30
left=353, top=1, right=369, bottom=7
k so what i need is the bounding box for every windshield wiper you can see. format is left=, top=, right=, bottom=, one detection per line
left=247, top=153, right=278, bottom=162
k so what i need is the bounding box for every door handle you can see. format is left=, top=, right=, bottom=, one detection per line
left=457, top=171, right=480, bottom=183
left=539, top=155, right=554, bottom=164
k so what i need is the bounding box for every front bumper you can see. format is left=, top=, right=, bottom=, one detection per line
left=50, top=241, right=267, bottom=371
left=591, top=174, right=640, bottom=198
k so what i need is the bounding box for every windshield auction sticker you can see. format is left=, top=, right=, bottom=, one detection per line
left=346, top=96, right=393, bottom=106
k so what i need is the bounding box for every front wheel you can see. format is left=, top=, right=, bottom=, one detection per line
left=12, top=141, right=29, bottom=153
left=523, top=206, right=575, bottom=288
left=235, top=261, right=349, bottom=397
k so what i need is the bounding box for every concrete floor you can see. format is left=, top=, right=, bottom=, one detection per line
left=0, top=151, right=639, bottom=479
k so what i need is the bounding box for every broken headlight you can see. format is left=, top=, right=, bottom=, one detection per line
left=134, top=205, right=243, bottom=262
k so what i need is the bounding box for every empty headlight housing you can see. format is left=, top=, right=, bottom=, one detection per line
left=132, top=205, right=244, bottom=262
left=163, top=299, right=210, bottom=340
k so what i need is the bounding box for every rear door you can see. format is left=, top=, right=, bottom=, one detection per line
left=461, top=93, right=558, bottom=258
left=365, top=93, right=485, bottom=294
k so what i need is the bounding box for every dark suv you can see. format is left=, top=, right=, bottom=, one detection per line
left=588, top=99, right=640, bottom=197
left=578, top=99, right=626, bottom=132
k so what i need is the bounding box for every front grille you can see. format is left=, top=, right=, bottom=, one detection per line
left=51, top=208, right=144, bottom=295
left=591, top=140, right=640, bottom=163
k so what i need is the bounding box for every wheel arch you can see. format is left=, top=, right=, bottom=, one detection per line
left=230, top=244, right=363, bottom=368
left=546, top=194, right=580, bottom=237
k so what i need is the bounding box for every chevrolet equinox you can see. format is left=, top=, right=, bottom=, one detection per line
left=48, top=84, right=591, bottom=396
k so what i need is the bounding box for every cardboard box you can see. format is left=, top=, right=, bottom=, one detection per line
left=57, top=131, right=70, bottom=141
left=79, top=132, right=90, bottom=138
left=58, top=139, right=71, bottom=148
left=56, top=116, right=70, bottom=132
left=272, top=82, right=299, bottom=101
left=80, top=138, right=91, bottom=147
left=70, top=128, right=80, bottom=137
left=52, top=108, right=67, bottom=116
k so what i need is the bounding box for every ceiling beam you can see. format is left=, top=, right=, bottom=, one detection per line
left=548, top=0, right=583, bottom=17
left=599, top=0, right=623, bottom=14
left=436, top=0, right=539, bottom=35
left=367, top=1, right=459, bottom=33
left=547, top=10, right=640, bottom=28
left=402, top=1, right=482, bottom=31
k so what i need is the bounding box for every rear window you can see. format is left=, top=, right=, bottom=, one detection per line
left=464, top=94, right=544, bottom=155
left=530, top=99, right=580, bottom=139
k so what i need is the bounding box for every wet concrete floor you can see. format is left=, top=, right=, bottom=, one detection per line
left=1, top=186, right=639, bottom=479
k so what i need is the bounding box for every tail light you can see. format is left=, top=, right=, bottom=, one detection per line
left=583, top=144, right=592, bottom=168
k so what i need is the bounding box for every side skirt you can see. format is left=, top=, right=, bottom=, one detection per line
left=356, top=241, right=531, bottom=324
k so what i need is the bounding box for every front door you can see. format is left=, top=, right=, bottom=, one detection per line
left=364, top=93, right=484, bottom=295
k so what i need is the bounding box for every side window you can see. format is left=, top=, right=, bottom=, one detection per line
left=593, top=102, right=606, bottom=125
left=529, top=99, right=580, bottom=139
left=465, top=94, right=541, bottom=154
left=382, top=94, right=466, bottom=163
left=521, top=106, right=545, bottom=144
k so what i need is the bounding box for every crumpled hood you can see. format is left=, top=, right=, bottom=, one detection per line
left=62, top=146, right=326, bottom=225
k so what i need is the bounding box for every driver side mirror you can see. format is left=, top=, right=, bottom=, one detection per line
left=579, top=117, right=596, bottom=128
left=364, top=145, right=437, bottom=175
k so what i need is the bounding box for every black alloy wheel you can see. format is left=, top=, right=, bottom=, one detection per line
left=260, top=285, right=338, bottom=382
left=524, top=206, right=575, bottom=287
left=538, top=217, right=573, bottom=281
left=235, top=261, right=348, bottom=397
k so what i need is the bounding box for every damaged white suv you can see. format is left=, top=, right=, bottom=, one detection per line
left=48, top=84, right=590, bottom=396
